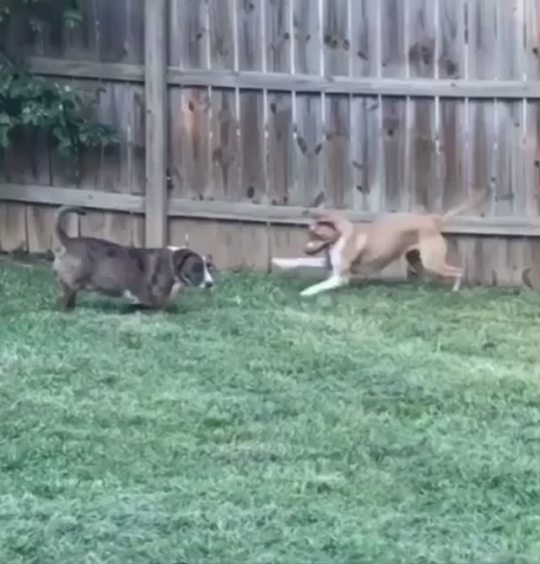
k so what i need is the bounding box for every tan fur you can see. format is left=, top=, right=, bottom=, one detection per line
left=273, top=190, right=488, bottom=297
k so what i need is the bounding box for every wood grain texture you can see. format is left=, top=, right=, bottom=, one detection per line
left=325, top=95, right=351, bottom=208
left=169, top=0, right=209, bottom=69
left=209, top=0, right=236, bottom=70
left=351, top=0, right=379, bottom=77
left=268, top=93, right=294, bottom=205
left=293, top=94, right=324, bottom=206
left=381, top=0, right=405, bottom=78
left=237, top=0, right=263, bottom=71
left=210, top=89, right=240, bottom=201
left=266, top=0, right=292, bottom=73
left=239, top=90, right=266, bottom=204
left=323, top=0, right=350, bottom=76
left=382, top=98, right=407, bottom=212
left=294, top=0, right=321, bottom=75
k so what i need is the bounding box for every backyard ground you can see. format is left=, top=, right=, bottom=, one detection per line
left=1, top=259, right=540, bottom=563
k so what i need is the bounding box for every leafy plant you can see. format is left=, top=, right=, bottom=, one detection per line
left=0, top=0, right=118, bottom=156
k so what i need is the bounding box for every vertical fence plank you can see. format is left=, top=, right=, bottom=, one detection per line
left=525, top=0, right=540, bottom=220
left=351, top=0, right=379, bottom=77
left=294, top=95, right=324, bottom=206
left=438, top=0, right=468, bottom=214
left=294, top=0, right=323, bottom=206
left=144, top=0, right=167, bottom=246
left=382, top=98, right=407, bottom=212
left=169, top=0, right=209, bottom=69
left=237, top=0, right=266, bottom=205
left=381, top=0, right=406, bottom=78
left=468, top=0, right=497, bottom=217
left=324, top=0, right=349, bottom=76
left=325, top=95, right=351, bottom=208
left=350, top=1, right=380, bottom=212
left=210, top=90, right=240, bottom=202
left=268, top=93, right=294, bottom=205
left=237, top=0, right=263, bottom=70
left=240, top=92, right=266, bottom=204
left=294, top=0, right=320, bottom=75
left=408, top=0, right=437, bottom=212
left=209, top=0, right=239, bottom=202
left=266, top=0, right=292, bottom=73
left=494, top=0, right=526, bottom=218
left=266, top=0, right=294, bottom=206
left=210, top=0, right=236, bottom=70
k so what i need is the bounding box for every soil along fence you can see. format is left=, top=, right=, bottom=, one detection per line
left=1, top=0, right=540, bottom=285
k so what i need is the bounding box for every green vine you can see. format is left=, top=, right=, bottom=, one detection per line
left=0, top=0, right=118, bottom=157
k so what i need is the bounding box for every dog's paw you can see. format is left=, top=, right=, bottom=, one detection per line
left=272, top=258, right=291, bottom=270
left=300, top=287, right=318, bottom=297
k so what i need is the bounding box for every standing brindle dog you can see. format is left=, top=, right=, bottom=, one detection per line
left=53, top=206, right=214, bottom=311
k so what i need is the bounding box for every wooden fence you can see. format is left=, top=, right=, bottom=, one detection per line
left=2, top=0, right=540, bottom=285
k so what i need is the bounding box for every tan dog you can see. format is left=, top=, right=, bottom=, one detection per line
left=272, top=192, right=487, bottom=297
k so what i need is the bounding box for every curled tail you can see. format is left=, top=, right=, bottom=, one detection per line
left=55, top=206, right=86, bottom=247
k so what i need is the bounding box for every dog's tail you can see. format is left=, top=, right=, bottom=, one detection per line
left=55, top=206, right=86, bottom=247
left=441, top=188, right=489, bottom=223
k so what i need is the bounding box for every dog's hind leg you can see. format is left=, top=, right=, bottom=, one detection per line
left=419, top=237, right=463, bottom=291
left=299, top=273, right=350, bottom=297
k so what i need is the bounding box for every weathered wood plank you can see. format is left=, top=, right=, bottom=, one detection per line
left=469, top=100, right=496, bottom=216
left=440, top=100, right=468, bottom=212
left=209, top=0, right=236, bottom=70
left=293, top=94, right=324, bottom=206
left=239, top=90, right=266, bottom=203
left=524, top=0, right=540, bottom=218
left=266, top=0, right=292, bottom=73
left=467, top=0, right=497, bottom=80
left=169, top=0, right=209, bottom=69
left=27, top=57, right=540, bottom=99
left=351, top=0, right=379, bottom=77
left=407, top=0, right=435, bottom=79
left=294, top=0, right=321, bottom=75
left=0, top=204, right=27, bottom=252
left=0, top=184, right=144, bottom=212
left=237, top=0, right=263, bottom=70
left=381, top=0, right=406, bottom=77
left=325, top=95, right=351, bottom=208
left=268, top=93, right=294, bottom=204
left=5, top=185, right=540, bottom=237
left=210, top=89, right=240, bottom=201
left=178, top=88, right=212, bottom=200
left=439, top=0, right=465, bottom=79
left=382, top=98, right=407, bottom=212
left=144, top=0, right=167, bottom=246
left=323, top=0, right=349, bottom=76
left=410, top=99, right=437, bottom=211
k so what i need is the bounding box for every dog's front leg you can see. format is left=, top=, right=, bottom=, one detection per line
left=272, top=257, right=327, bottom=270
left=300, top=273, right=349, bottom=297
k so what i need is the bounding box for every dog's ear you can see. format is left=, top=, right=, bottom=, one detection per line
left=172, top=248, right=196, bottom=272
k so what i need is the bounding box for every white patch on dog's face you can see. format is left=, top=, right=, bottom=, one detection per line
left=201, top=257, right=214, bottom=289
left=123, top=290, right=141, bottom=304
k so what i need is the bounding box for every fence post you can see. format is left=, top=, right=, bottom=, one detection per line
left=144, top=0, right=167, bottom=247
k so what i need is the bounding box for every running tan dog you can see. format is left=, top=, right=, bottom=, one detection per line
left=272, top=191, right=487, bottom=297
left=53, top=206, right=214, bottom=311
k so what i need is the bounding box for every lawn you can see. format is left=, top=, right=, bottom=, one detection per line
left=1, top=259, right=540, bottom=564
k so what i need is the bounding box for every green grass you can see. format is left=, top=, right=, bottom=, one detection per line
left=1, top=259, right=540, bottom=563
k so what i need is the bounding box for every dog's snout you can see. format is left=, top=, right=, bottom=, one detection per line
left=204, top=280, right=214, bottom=288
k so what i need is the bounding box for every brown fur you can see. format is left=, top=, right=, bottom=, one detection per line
left=274, top=190, right=488, bottom=296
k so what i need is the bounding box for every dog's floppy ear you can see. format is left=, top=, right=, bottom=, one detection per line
left=172, top=248, right=197, bottom=272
